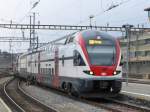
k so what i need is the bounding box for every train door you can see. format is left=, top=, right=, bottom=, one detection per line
left=52, top=47, right=60, bottom=88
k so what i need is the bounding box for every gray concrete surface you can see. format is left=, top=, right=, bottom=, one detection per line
left=122, top=82, right=150, bottom=101
left=0, top=98, right=11, bottom=112
left=22, top=83, right=107, bottom=112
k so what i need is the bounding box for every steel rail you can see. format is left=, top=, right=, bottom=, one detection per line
left=105, top=97, right=150, bottom=112
left=18, top=80, right=58, bottom=112
left=4, top=78, right=58, bottom=112
left=4, top=78, right=26, bottom=112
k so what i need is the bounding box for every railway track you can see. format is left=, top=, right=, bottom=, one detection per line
left=2, top=78, right=57, bottom=112
left=20, top=80, right=150, bottom=112
left=105, top=97, right=150, bottom=112
left=77, top=96, right=150, bottom=112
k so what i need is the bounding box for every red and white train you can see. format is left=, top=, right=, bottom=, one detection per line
left=17, top=30, right=122, bottom=97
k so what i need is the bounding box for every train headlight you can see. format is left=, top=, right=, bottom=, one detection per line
left=114, top=71, right=117, bottom=75
left=113, top=71, right=121, bottom=75
left=90, top=71, right=93, bottom=75
left=83, top=70, right=94, bottom=75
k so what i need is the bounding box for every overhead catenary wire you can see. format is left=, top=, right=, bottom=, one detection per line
left=102, top=0, right=149, bottom=26
left=76, top=0, right=133, bottom=25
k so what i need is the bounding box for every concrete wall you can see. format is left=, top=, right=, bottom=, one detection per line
left=123, top=62, right=150, bottom=79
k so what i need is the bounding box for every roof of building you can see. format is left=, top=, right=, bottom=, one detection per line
left=144, top=7, right=150, bottom=11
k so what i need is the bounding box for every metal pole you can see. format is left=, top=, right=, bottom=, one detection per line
left=30, top=16, right=32, bottom=49
left=89, top=15, right=94, bottom=29
left=90, top=18, right=92, bottom=27
left=122, top=24, right=133, bottom=86
left=12, top=50, right=13, bottom=72
left=126, top=28, right=129, bottom=86
left=33, top=13, right=35, bottom=40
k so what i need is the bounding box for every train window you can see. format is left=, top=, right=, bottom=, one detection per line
left=49, top=68, right=51, bottom=75
left=43, top=68, right=45, bottom=74
left=41, top=68, right=42, bottom=74
left=45, top=68, right=48, bottom=74
left=40, top=68, right=42, bottom=73
left=47, top=68, right=49, bottom=74
left=28, top=61, right=30, bottom=66
left=62, top=55, right=64, bottom=66
left=64, top=38, right=69, bottom=44
left=35, top=60, right=36, bottom=67
left=45, top=68, right=47, bottom=74
left=45, top=68, right=46, bottom=74
left=52, top=68, right=54, bottom=75
left=50, top=68, right=52, bottom=75
left=68, top=36, right=74, bottom=43
left=120, top=55, right=124, bottom=66
left=50, top=46, right=53, bottom=51
left=42, top=68, right=44, bottom=74
left=73, top=50, right=86, bottom=66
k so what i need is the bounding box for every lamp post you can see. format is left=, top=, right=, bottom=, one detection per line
left=122, top=24, right=134, bottom=86
left=89, top=15, right=94, bottom=29
left=144, top=7, right=150, bottom=22
left=31, top=0, right=40, bottom=9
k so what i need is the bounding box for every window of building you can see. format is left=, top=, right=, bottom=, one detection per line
left=130, top=52, right=135, bottom=58
left=146, top=51, right=150, bottom=56
left=138, top=40, right=145, bottom=45
left=145, top=38, right=150, bottom=44
left=135, top=51, right=146, bottom=57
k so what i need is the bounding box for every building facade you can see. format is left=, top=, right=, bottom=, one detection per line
left=120, top=31, right=150, bottom=79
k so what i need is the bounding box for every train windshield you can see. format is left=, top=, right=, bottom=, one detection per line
left=86, top=41, right=116, bottom=66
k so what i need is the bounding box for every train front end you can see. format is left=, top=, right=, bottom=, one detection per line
left=76, top=30, right=122, bottom=96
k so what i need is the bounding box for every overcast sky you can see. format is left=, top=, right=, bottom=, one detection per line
left=0, top=0, right=150, bottom=53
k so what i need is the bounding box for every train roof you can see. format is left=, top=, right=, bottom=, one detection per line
left=19, top=30, right=116, bottom=58
left=80, top=30, right=115, bottom=41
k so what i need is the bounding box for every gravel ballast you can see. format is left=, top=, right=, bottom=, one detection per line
left=22, top=83, right=107, bottom=112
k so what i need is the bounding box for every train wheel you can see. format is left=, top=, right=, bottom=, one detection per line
left=26, top=76, right=31, bottom=86
left=111, top=80, right=122, bottom=93
left=70, top=85, right=79, bottom=97
left=67, top=83, right=72, bottom=95
left=32, top=77, right=36, bottom=85
left=63, top=82, right=67, bottom=92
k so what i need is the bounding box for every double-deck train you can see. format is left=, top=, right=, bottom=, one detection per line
left=17, top=30, right=122, bottom=97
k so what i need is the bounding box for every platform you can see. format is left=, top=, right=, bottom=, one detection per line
left=121, top=82, right=150, bottom=101
left=122, top=78, right=150, bottom=84
left=0, top=98, right=11, bottom=112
